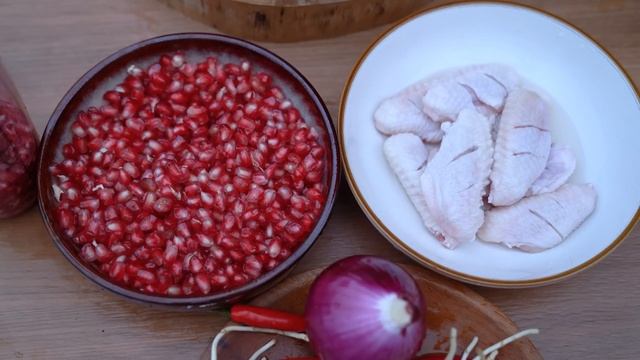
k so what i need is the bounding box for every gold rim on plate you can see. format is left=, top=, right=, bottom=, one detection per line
left=338, top=0, right=640, bottom=287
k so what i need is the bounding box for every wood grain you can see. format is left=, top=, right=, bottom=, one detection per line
left=207, top=265, right=542, bottom=359
left=157, top=0, right=432, bottom=42
left=0, top=0, right=638, bottom=359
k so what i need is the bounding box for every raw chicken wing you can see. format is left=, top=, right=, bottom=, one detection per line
left=489, top=89, right=552, bottom=206
left=420, top=109, right=493, bottom=249
left=422, top=64, right=520, bottom=122
left=478, top=183, right=597, bottom=252
left=528, top=143, right=576, bottom=196
left=375, top=83, right=443, bottom=142
left=383, top=134, right=442, bottom=235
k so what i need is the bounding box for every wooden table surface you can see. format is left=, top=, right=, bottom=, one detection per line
left=0, top=0, right=638, bottom=359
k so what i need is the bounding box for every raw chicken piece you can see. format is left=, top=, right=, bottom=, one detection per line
left=422, top=82, right=474, bottom=122
left=383, top=134, right=441, bottom=235
left=425, top=142, right=440, bottom=163
left=528, top=144, right=576, bottom=196
left=375, top=83, right=443, bottom=142
left=489, top=89, right=552, bottom=206
left=458, top=71, right=508, bottom=111
left=480, top=63, right=521, bottom=92
left=478, top=183, right=597, bottom=252
left=422, top=64, right=520, bottom=122
left=421, top=109, right=494, bottom=249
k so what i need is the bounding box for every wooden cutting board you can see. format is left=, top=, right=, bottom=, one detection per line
left=204, top=265, right=542, bottom=359
left=157, top=0, right=432, bottom=42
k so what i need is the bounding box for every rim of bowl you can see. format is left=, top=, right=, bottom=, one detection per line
left=338, top=1, right=640, bottom=288
left=37, top=32, right=340, bottom=306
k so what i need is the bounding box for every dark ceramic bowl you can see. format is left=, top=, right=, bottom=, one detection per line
left=37, top=33, right=339, bottom=309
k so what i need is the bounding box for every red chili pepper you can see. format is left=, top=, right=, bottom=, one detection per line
left=230, top=305, right=307, bottom=332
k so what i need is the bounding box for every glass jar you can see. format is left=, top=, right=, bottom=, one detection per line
left=0, top=60, right=38, bottom=218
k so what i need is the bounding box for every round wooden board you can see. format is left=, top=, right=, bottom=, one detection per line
left=157, top=0, right=433, bottom=42
left=204, top=265, right=542, bottom=359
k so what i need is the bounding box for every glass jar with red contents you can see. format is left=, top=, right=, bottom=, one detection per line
left=0, top=60, right=38, bottom=218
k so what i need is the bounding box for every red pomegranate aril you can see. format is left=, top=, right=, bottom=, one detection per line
left=197, top=233, right=214, bottom=247
left=111, top=243, right=127, bottom=255
left=290, top=195, right=307, bottom=211
left=106, top=217, right=124, bottom=231
left=145, top=232, right=164, bottom=248
left=244, top=255, right=263, bottom=279
left=136, top=269, right=156, bottom=284
left=306, top=170, right=323, bottom=183
left=73, top=137, right=88, bottom=154
left=268, top=239, right=281, bottom=258
left=109, top=261, right=126, bottom=281
left=164, top=242, right=178, bottom=263
left=166, top=285, right=181, bottom=296
left=116, top=189, right=132, bottom=203
left=218, top=236, right=236, bottom=250
left=153, top=197, right=174, bottom=214
left=140, top=214, right=157, bottom=232
left=80, top=244, right=97, bottom=262
left=103, top=90, right=121, bottom=105
left=238, top=237, right=258, bottom=253
left=57, top=208, right=75, bottom=228
left=245, top=187, right=264, bottom=203
left=184, top=253, right=203, bottom=273
left=52, top=53, right=328, bottom=297
left=195, top=273, right=211, bottom=294
left=79, top=198, right=100, bottom=210
left=95, top=244, right=113, bottom=263
left=276, top=186, right=292, bottom=201
left=285, top=221, right=303, bottom=235
left=133, top=246, right=151, bottom=261
left=228, top=249, right=244, bottom=262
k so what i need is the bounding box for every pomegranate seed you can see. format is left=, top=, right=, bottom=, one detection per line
left=245, top=187, right=264, bottom=203
left=80, top=244, right=97, bottom=262
left=79, top=198, right=100, bottom=210
left=140, top=214, right=157, bottom=232
left=95, top=244, right=113, bottom=263
left=109, top=261, right=125, bottom=281
left=153, top=197, right=174, bottom=214
left=197, top=234, right=214, bottom=247
left=244, top=256, right=263, bottom=279
left=106, top=221, right=123, bottom=232
left=277, top=186, right=292, bottom=201
left=116, top=190, right=132, bottom=203
left=51, top=54, right=327, bottom=296
left=195, top=273, right=211, bottom=294
left=145, top=232, right=164, bottom=248
left=136, top=269, right=156, bottom=284
left=167, top=285, right=181, bottom=296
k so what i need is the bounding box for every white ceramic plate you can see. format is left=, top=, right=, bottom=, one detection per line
left=340, top=2, right=640, bottom=287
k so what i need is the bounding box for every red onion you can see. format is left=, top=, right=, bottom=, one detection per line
left=305, top=256, right=426, bottom=360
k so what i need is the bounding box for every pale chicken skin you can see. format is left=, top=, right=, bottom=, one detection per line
left=374, top=63, right=596, bottom=252
left=420, top=109, right=493, bottom=249
left=478, top=183, right=597, bottom=252
left=528, top=143, right=576, bottom=196
left=383, top=134, right=442, bottom=235
left=374, top=82, right=443, bottom=142
left=375, top=64, right=519, bottom=141
left=422, top=82, right=474, bottom=122
left=422, top=64, right=520, bottom=122
left=489, top=88, right=552, bottom=206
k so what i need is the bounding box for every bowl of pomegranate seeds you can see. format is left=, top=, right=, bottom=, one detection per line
left=37, top=33, right=339, bottom=308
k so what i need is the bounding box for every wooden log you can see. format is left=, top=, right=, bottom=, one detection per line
left=157, top=0, right=433, bottom=42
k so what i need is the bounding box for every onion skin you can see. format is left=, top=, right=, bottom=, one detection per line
left=304, top=256, right=426, bottom=360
